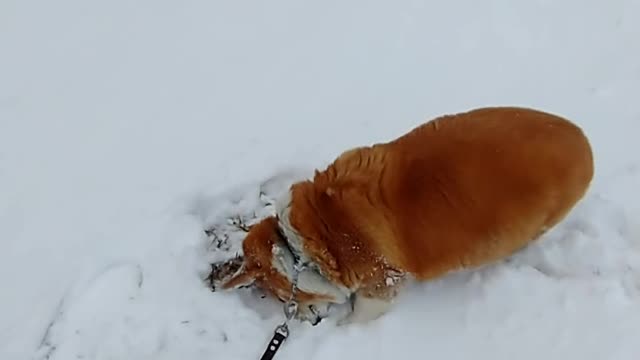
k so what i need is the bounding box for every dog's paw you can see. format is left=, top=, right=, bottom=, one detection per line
left=337, top=294, right=392, bottom=326
left=295, top=302, right=332, bottom=326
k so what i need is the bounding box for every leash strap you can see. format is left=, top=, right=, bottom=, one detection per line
left=259, top=299, right=297, bottom=359
left=259, top=324, right=289, bottom=360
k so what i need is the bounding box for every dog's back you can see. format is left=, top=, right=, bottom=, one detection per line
left=356, top=107, right=594, bottom=278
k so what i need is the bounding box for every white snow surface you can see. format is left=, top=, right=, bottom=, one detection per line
left=2, top=1, right=640, bottom=359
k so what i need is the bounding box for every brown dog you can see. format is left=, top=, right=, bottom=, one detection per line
left=213, top=106, right=594, bottom=325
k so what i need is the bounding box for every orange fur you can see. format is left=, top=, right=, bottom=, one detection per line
left=220, top=106, right=594, bottom=323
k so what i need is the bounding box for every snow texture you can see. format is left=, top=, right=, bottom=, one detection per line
left=2, top=1, right=640, bottom=359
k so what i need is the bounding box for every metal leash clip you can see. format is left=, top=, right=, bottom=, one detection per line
left=283, top=301, right=298, bottom=321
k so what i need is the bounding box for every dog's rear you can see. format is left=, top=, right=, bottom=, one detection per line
left=375, top=107, right=594, bottom=279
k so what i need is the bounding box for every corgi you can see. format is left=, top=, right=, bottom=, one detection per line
left=212, top=106, right=594, bottom=325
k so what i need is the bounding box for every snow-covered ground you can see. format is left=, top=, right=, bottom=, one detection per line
left=2, top=1, right=640, bottom=359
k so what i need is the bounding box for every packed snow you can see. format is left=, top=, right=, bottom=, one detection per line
left=2, top=1, right=640, bottom=359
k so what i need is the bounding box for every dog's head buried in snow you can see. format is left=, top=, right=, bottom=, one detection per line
left=211, top=106, right=594, bottom=326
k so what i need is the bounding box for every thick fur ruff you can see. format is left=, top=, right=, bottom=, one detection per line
left=216, top=106, right=594, bottom=325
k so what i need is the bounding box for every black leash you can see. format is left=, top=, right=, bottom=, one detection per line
left=259, top=323, right=289, bottom=360
left=258, top=288, right=300, bottom=360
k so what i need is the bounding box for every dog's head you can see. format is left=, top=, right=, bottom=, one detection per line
left=210, top=214, right=351, bottom=324
left=211, top=216, right=287, bottom=295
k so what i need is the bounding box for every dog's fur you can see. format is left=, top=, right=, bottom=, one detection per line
left=214, top=106, right=594, bottom=325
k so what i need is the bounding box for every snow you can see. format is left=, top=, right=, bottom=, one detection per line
left=1, top=0, right=640, bottom=359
